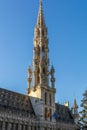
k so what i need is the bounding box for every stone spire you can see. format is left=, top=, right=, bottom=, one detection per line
left=33, top=0, right=49, bottom=88
left=36, top=0, right=46, bottom=27
left=27, top=0, right=55, bottom=93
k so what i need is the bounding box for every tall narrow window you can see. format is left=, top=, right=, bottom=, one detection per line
left=45, top=92, right=47, bottom=104
left=50, top=109, right=52, bottom=121
left=21, top=125, right=23, bottom=130
left=25, top=125, right=28, bottom=130
left=37, top=67, right=40, bottom=84
left=43, top=68, right=45, bottom=74
left=0, top=122, right=2, bottom=130
left=11, top=123, right=13, bottom=130
left=15, top=124, right=18, bottom=130
left=49, top=94, right=52, bottom=106
left=34, top=126, right=36, bottom=130
left=45, top=107, right=47, bottom=120
left=5, top=122, right=8, bottom=130
left=42, top=45, right=45, bottom=52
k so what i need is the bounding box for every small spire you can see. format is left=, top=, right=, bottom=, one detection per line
left=73, top=98, right=78, bottom=109
left=51, top=65, right=55, bottom=74
left=27, top=66, right=32, bottom=94
left=36, top=0, right=46, bottom=27
left=50, top=65, right=55, bottom=88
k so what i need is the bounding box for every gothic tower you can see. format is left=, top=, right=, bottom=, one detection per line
left=27, top=0, right=56, bottom=122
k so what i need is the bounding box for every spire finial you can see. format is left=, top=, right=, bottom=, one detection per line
left=39, top=0, right=42, bottom=12
left=36, top=0, right=46, bottom=27
left=40, top=0, right=42, bottom=7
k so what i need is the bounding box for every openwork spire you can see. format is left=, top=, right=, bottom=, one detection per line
left=36, top=0, right=46, bottom=27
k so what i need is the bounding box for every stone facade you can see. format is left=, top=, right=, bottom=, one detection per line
left=0, top=0, right=77, bottom=130
left=0, top=88, right=76, bottom=130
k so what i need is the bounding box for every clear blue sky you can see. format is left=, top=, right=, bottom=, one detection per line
left=0, top=0, right=87, bottom=110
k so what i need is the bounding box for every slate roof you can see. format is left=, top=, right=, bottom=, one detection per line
left=0, top=88, right=35, bottom=117
left=55, top=103, right=74, bottom=123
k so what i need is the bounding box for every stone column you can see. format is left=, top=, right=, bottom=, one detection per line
left=2, top=122, right=5, bottom=130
